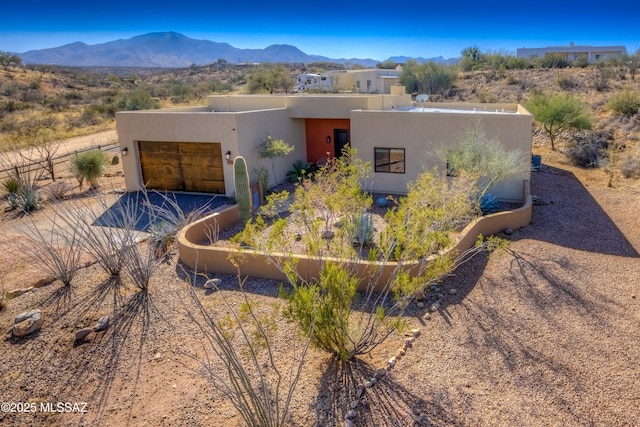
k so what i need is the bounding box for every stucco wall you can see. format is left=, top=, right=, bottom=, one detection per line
left=233, top=109, right=306, bottom=189
left=207, top=95, right=286, bottom=112
left=350, top=107, right=532, bottom=201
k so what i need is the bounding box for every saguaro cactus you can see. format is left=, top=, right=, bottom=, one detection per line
left=233, top=156, right=252, bottom=222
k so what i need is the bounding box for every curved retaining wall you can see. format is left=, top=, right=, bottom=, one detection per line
left=178, top=181, right=532, bottom=292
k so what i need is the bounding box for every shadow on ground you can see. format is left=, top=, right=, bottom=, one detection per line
left=94, top=191, right=230, bottom=231
left=525, top=165, right=638, bottom=257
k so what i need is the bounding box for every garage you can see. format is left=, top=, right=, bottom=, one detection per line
left=138, top=141, right=225, bottom=193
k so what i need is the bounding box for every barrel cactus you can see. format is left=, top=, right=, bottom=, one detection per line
left=233, top=156, right=252, bottom=222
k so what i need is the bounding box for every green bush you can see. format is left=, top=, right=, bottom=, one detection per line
left=70, top=149, right=110, bottom=188
left=282, top=263, right=357, bottom=361
left=286, top=160, right=316, bottom=183
left=3, top=177, right=20, bottom=194
left=606, top=90, right=640, bottom=116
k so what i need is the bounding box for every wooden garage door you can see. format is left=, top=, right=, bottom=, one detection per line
left=138, top=141, right=225, bottom=193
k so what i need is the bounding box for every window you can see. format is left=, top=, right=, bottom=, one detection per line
left=356, top=80, right=361, bottom=89
left=375, top=148, right=405, bottom=173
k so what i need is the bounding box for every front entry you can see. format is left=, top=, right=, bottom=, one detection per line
left=334, top=129, right=350, bottom=157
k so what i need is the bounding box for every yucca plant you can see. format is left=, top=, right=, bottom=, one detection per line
left=2, top=177, right=20, bottom=194
left=70, top=149, right=110, bottom=189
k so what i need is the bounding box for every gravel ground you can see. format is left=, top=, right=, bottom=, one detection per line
left=1, top=145, right=639, bottom=426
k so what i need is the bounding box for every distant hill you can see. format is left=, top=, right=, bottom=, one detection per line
left=19, top=31, right=457, bottom=68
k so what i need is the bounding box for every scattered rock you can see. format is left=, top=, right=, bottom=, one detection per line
left=12, top=309, right=42, bottom=337
left=75, top=327, right=94, bottom=342
left=448, top=288, right=458, bottom=295
left=345, top=409, right=357, bottom=419
left=364, top=380, right=374, bottom=388
left=14, top=309, right=39, bottom=324
left=33, top=275, right=56, bottom=288
left=411, top=328, right=421, bottom=338
left=356, top=385, right=364, bottom=399
left=430, top=301, right=441, bottom=312
left=397, top=349, right=406, bottom=357
left=416, top=301, right=425, bottom=309
left=350, top=400, right=358, bottom=409
left=504, top=228, right=514, bottom=235
left=403, top=338, right=413, bottom=351
left=414, top=290, right=426, bottom=301
left=423, top=312, right=432, bottom=321
left=321, top=230, right=335, bottom=240
left=204, top=278, right=222, bottom=289
left=344, top=419, right=354, bottom=427
left=6, top=287, right=33, bottom=299
left=373, top=369, right=386, bottom=380
left=94, top=316, right=110, bottom=332
left=153, top=352, right=163, bottom=361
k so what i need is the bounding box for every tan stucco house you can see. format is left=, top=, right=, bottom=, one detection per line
left=516, top=45, right=627, bottom=63
left=116, top=90, right=533, bottom=202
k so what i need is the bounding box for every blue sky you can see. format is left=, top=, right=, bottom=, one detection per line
left=1, top=1, right=638, bottom=60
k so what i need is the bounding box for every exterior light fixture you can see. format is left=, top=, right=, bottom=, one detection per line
left=121, top=147, right=128, bottom=156
left=225, top=150, right=232, bottom=164
left=326, top=135, right=331, bottom=144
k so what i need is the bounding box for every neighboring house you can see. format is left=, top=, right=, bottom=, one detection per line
left=295, top=69, right=402, bottom=94
left=516, top=45, right=627, bottom=63
left=116, top=90, right=532, bottom=202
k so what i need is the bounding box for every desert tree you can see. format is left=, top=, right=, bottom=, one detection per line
left=400, top=60, right=457, bottom=97
left=236, top=147, right=504, bottom=361
left=524, top=91, right=593, bottom=150
left=256, top=132, right=295, bottom=187
left=246, top=64, right=293, bottom=94
left=0, top=51, right=22, bottom=70
left=442, top=122, right=530, bottom=199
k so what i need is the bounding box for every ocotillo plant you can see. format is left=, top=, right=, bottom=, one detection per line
left=233, top=156, right=252, bottom=222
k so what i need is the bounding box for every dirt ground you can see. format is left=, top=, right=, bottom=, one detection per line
left=1, top=141, right=640, bottom=426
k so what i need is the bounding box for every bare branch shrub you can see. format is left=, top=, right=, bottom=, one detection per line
left=184, top=270, right=312, bottom=427
left=15, top=211, right=86, bottom=286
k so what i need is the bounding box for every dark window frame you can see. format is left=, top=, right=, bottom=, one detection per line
left=374, top=147, right=406, bottom=174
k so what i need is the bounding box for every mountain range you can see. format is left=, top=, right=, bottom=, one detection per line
left=19, top=31, right=457, bottom=68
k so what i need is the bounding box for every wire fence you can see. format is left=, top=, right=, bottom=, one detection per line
left=0, top=142, right=120, bottom=183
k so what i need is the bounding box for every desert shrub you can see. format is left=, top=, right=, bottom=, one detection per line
left=18, top=211, right=86, bottom=286
left=620, top=150, right=640, bottom=178
left=286, top=160, right=316, bottom=183
left=70, top=149, right=109, bottom=188
left=15, top=185, right=41, bottom=212
left=590, top=64, right=615, bottom=92
left=566, top=131, right=608, bottom=168
left=45, top=180, right=73, bottom=201
left=349, top=211, right=375, bottom=247
left=557, top=74, right=579, bottom=91
left=283, top=263, right=357, bottom=360
left=606, top=90, right=640, bottom=116
left=540, top=53, right=569, bottom=69
left=3, top=177, right=20, bottom=194
left=188, top=273, right=311, bottom=427
left=442, top=124, right=529, bottom=198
